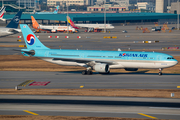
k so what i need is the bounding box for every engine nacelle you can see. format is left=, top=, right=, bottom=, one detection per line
left=51, top=29, right=57, bottom=33
left=93, top=64, right=109, bottom=73
left=124, top=68, right=138, bottom=71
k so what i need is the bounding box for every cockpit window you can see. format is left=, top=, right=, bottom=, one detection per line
left=167, top=57, right=174, bottom=59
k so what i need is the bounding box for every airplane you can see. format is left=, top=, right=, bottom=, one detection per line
left=31, top=16, right=77, bottom=33
left=35, top=5, right=59, bottom=14
left=0, top=11, right=22, bottom=37
left=0, top=6, right=6, bottom=21
left=19, top=24, right=178, bottom=76
left=67, top=16, right=115, bottom=32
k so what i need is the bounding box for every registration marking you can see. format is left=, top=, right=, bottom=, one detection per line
left=18, top=80, right=34, bottom=87
left=138, top=113, right=157, bottom=119
left=23, top=110, right=39, bottom=115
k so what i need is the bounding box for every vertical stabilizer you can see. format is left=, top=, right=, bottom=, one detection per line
left=20, top=24, right=49, bottom=50
left=53, top=5, right=59, bottom=14
left=0, top=6, right=6, bottom=19
left=31, top=16, right=40, bottom=29
left=67, top=16, right=79, bottom=29
left=6, top=11, right=22, bottom=28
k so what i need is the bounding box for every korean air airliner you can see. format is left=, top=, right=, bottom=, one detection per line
left=35, top=5, right=59, bottom=14
left=20, top=24, right=178, bottom=75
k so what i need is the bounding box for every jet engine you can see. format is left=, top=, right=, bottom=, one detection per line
left=93, top=64, right=109, bottom=73
left=124, top=68, right=138, bottom=71
left=51, top=29, right=57, bottom=33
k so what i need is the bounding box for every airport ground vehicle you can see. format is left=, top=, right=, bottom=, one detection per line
left=151, top=26, right=161, bottom=31
left=122, top=30, right=128, bottom=33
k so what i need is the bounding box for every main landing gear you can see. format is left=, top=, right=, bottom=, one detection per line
left=82, top=67, right=93, bottom=75
left=159, top=68, right=163, bottom=76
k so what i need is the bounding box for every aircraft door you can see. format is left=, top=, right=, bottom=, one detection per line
left=45, top=51, right=49, bottom=57
left=81, top=54, right=84, bottom=58
left=157, top=55, right=162, bottom=61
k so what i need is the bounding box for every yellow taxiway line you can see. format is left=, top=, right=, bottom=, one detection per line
left=138, top=113, right=157, bottom=119
left=23, top=110, right=39, bottom=115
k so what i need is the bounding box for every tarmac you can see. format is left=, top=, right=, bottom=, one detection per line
left=0, top=95, right=180, bottom=119
left=0, top=24, right=180, bottom=119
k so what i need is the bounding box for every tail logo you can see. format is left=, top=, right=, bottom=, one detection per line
left=13, top=16, right=20, bottom=23
left=26, top=34, right=35, bottom=45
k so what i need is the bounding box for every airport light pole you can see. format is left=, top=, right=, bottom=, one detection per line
left=104, top=4, right=107, bottom=33
left=19, top=0, right=20, bottom=11
left=67, top=0, right=69, bottom=34
left=24, top=0, right=26, bottom=8
left=34, top=0, right=36, bottom=11
left=178, top=0, right=179, bottom=30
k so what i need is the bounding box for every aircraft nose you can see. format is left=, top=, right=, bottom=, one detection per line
left=172, top=59, right=178, bottom=66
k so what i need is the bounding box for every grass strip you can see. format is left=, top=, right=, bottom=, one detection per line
left=0, top=89, right=180, bottom=98
left=0, top=115, right=166, bottom=120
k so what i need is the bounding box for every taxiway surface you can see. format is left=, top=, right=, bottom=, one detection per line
left=0, top=25, right=180, bottom=55
left=0, top=71, right=180, bottom=89
left=0, top=95, right=180, bottom=119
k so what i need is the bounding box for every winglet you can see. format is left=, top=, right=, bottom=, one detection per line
left=53, top=5, right=59, bottom=14
left=6, top=11, right=22, bottom=28
left=20, top=24, right=49, bottom=50
left=67, top=16, right=79, bottom=29
left=31, top=16, right=40, bottom=29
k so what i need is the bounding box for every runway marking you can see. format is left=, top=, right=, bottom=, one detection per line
left=29, top=81, right=51, bottom=86
left=23, top=110, right=39, bottom=115
left=18, top=80, right=34, bottom=87
left=138, top=113, right=157, bottom=119
left=177, top=86, right=180, bottom=88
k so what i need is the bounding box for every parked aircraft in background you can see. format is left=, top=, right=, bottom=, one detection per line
left=67, top=16, right=114, bottom=32
left=20, top=24, right=178, bottom=75
left=35, top=5, right=59, bottom=14
left=31, top=16, right=77, bottom=33
left=0, top=6, right=6, bottom=21
left=0, top=11, right=22, bottom=37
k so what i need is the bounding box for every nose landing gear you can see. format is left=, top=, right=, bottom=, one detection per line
left=159, top=68, right=162, bottom=76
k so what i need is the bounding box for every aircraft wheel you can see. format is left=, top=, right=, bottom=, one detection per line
left=87, top=70, right=93, bottom=75
left=82, top=70, right=87, bottom=75
left=159, top=72, right=162, bottom=76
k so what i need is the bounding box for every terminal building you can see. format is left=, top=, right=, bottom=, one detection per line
left=47, top=0, right=96, bottom=6
left=1, top=0, right=180, bottom=25
left=87, top=4, right=127, bottom=12
left=3, top=12, right=179, bottom=25
left=155, top=0, right=168, bottom=13
left=171, top=1, right=180, bottom=14
left=136, top=2, right=155, bottom=11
